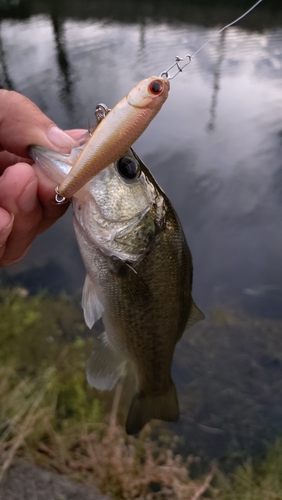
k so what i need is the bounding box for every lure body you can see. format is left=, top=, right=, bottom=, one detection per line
left=57, top=76, right=170, bottom=199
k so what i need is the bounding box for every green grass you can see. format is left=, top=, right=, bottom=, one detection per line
left=0, top=287, right=215, bottom=499
left=211, top=439, right=282, bottom=500
left=1, top=287, right=282, bottom=499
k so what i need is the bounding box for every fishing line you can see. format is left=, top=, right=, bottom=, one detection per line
left=160, top=0, right=264, bottom=80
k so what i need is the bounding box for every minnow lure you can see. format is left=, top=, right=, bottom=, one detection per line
left=56, top=76, right=169, bottom=200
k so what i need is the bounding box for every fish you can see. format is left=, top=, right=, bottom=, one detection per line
left=29, top=142, right=204, bottom=434
left=57, top=76, right=170, bottom=199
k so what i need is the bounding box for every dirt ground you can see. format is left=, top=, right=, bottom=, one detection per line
left=0, top=460, right=110, bottom=500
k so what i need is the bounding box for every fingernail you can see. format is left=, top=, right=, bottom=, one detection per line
left=47, top=126, right=76, bottom=148
left=17, top=179, right=38, bottom=212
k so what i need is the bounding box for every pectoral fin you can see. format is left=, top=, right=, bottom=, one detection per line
left=86, top=332, right=127, bottom=391
left=186, top=300, right=205, bottom=329
left=82, top=274, right=104, bottom=329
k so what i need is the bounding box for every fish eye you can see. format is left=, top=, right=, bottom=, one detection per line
left=117, top=156, right=139, bottom=180
left=148, top=80, right=163, bottom=96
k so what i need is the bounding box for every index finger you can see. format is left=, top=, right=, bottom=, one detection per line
left=0, top=90, right=76, bottom=159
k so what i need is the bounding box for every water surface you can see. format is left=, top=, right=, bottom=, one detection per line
left=1, top=3, right=282, bottom=318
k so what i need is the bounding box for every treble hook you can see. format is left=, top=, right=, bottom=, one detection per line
left=95, top=103, right=111, bottom=123
left=54, top=102, right=111, bottom=204
left=54, top=186, right=69, bottom=205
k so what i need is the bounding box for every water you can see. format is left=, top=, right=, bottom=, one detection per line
left=1, top=0, right=282, bottom=461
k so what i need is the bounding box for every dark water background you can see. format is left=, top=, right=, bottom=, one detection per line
left=1, top=0, right=282, bottom=464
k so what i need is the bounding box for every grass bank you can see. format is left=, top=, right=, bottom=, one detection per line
left=1, top=287, right=282, bottom=499
left=0, top=288, right=214, bottom=498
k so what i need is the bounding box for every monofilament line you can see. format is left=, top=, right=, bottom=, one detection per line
left=191, top=0, right=264, bottom=58
left=160, top=0, right=264, bottom=79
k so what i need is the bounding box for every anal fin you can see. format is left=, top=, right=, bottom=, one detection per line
left=87, top=332, right=126, bottom=391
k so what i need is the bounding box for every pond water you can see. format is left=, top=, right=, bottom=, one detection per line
left=1, top=0, right=282, bottom=463
left=2, top=0, right=282, bottom=319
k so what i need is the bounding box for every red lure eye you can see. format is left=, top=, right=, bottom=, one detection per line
left=148, top=80, right=163, bottom=95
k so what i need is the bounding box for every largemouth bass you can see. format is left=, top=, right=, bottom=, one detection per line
left=29, top=143, right=204, bottom=434
left=57, top=76, right=169, bottom=199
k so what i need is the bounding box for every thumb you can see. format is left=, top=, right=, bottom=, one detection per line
left=0, top=90, right=76, bottom=159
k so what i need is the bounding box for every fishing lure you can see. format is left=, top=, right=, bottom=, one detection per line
left=54, top=0, right=263, bottom=202
left=55, top=76, right=169, bottom=201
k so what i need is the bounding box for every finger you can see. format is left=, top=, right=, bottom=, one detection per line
left=0, top=130, right=87, bottom=174
left=0, top=209, right=14, bottom=261
left=0, top=90, right=77, bottom=159
left=0, top=150, right=32, bottom=173
left=0, top=163, right=42, bottom=266
left=65, top=129, right=87, bottom=140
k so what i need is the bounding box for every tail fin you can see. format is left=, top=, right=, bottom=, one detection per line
left=125, top=380, right=179, bottom=435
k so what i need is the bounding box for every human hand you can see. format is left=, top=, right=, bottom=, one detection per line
left=0, top=90, right=85, bottom=267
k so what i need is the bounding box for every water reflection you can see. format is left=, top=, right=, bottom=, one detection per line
left=206, top=30, right=225, bottom=132
left=51, top=15, right=73, bottom=101
left=0, top=15, right=282, bottom=319
left=0, top=23, right=13, bottom=90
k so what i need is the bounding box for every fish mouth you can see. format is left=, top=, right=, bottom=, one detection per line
left=28, top=145, right=82, bottom=185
